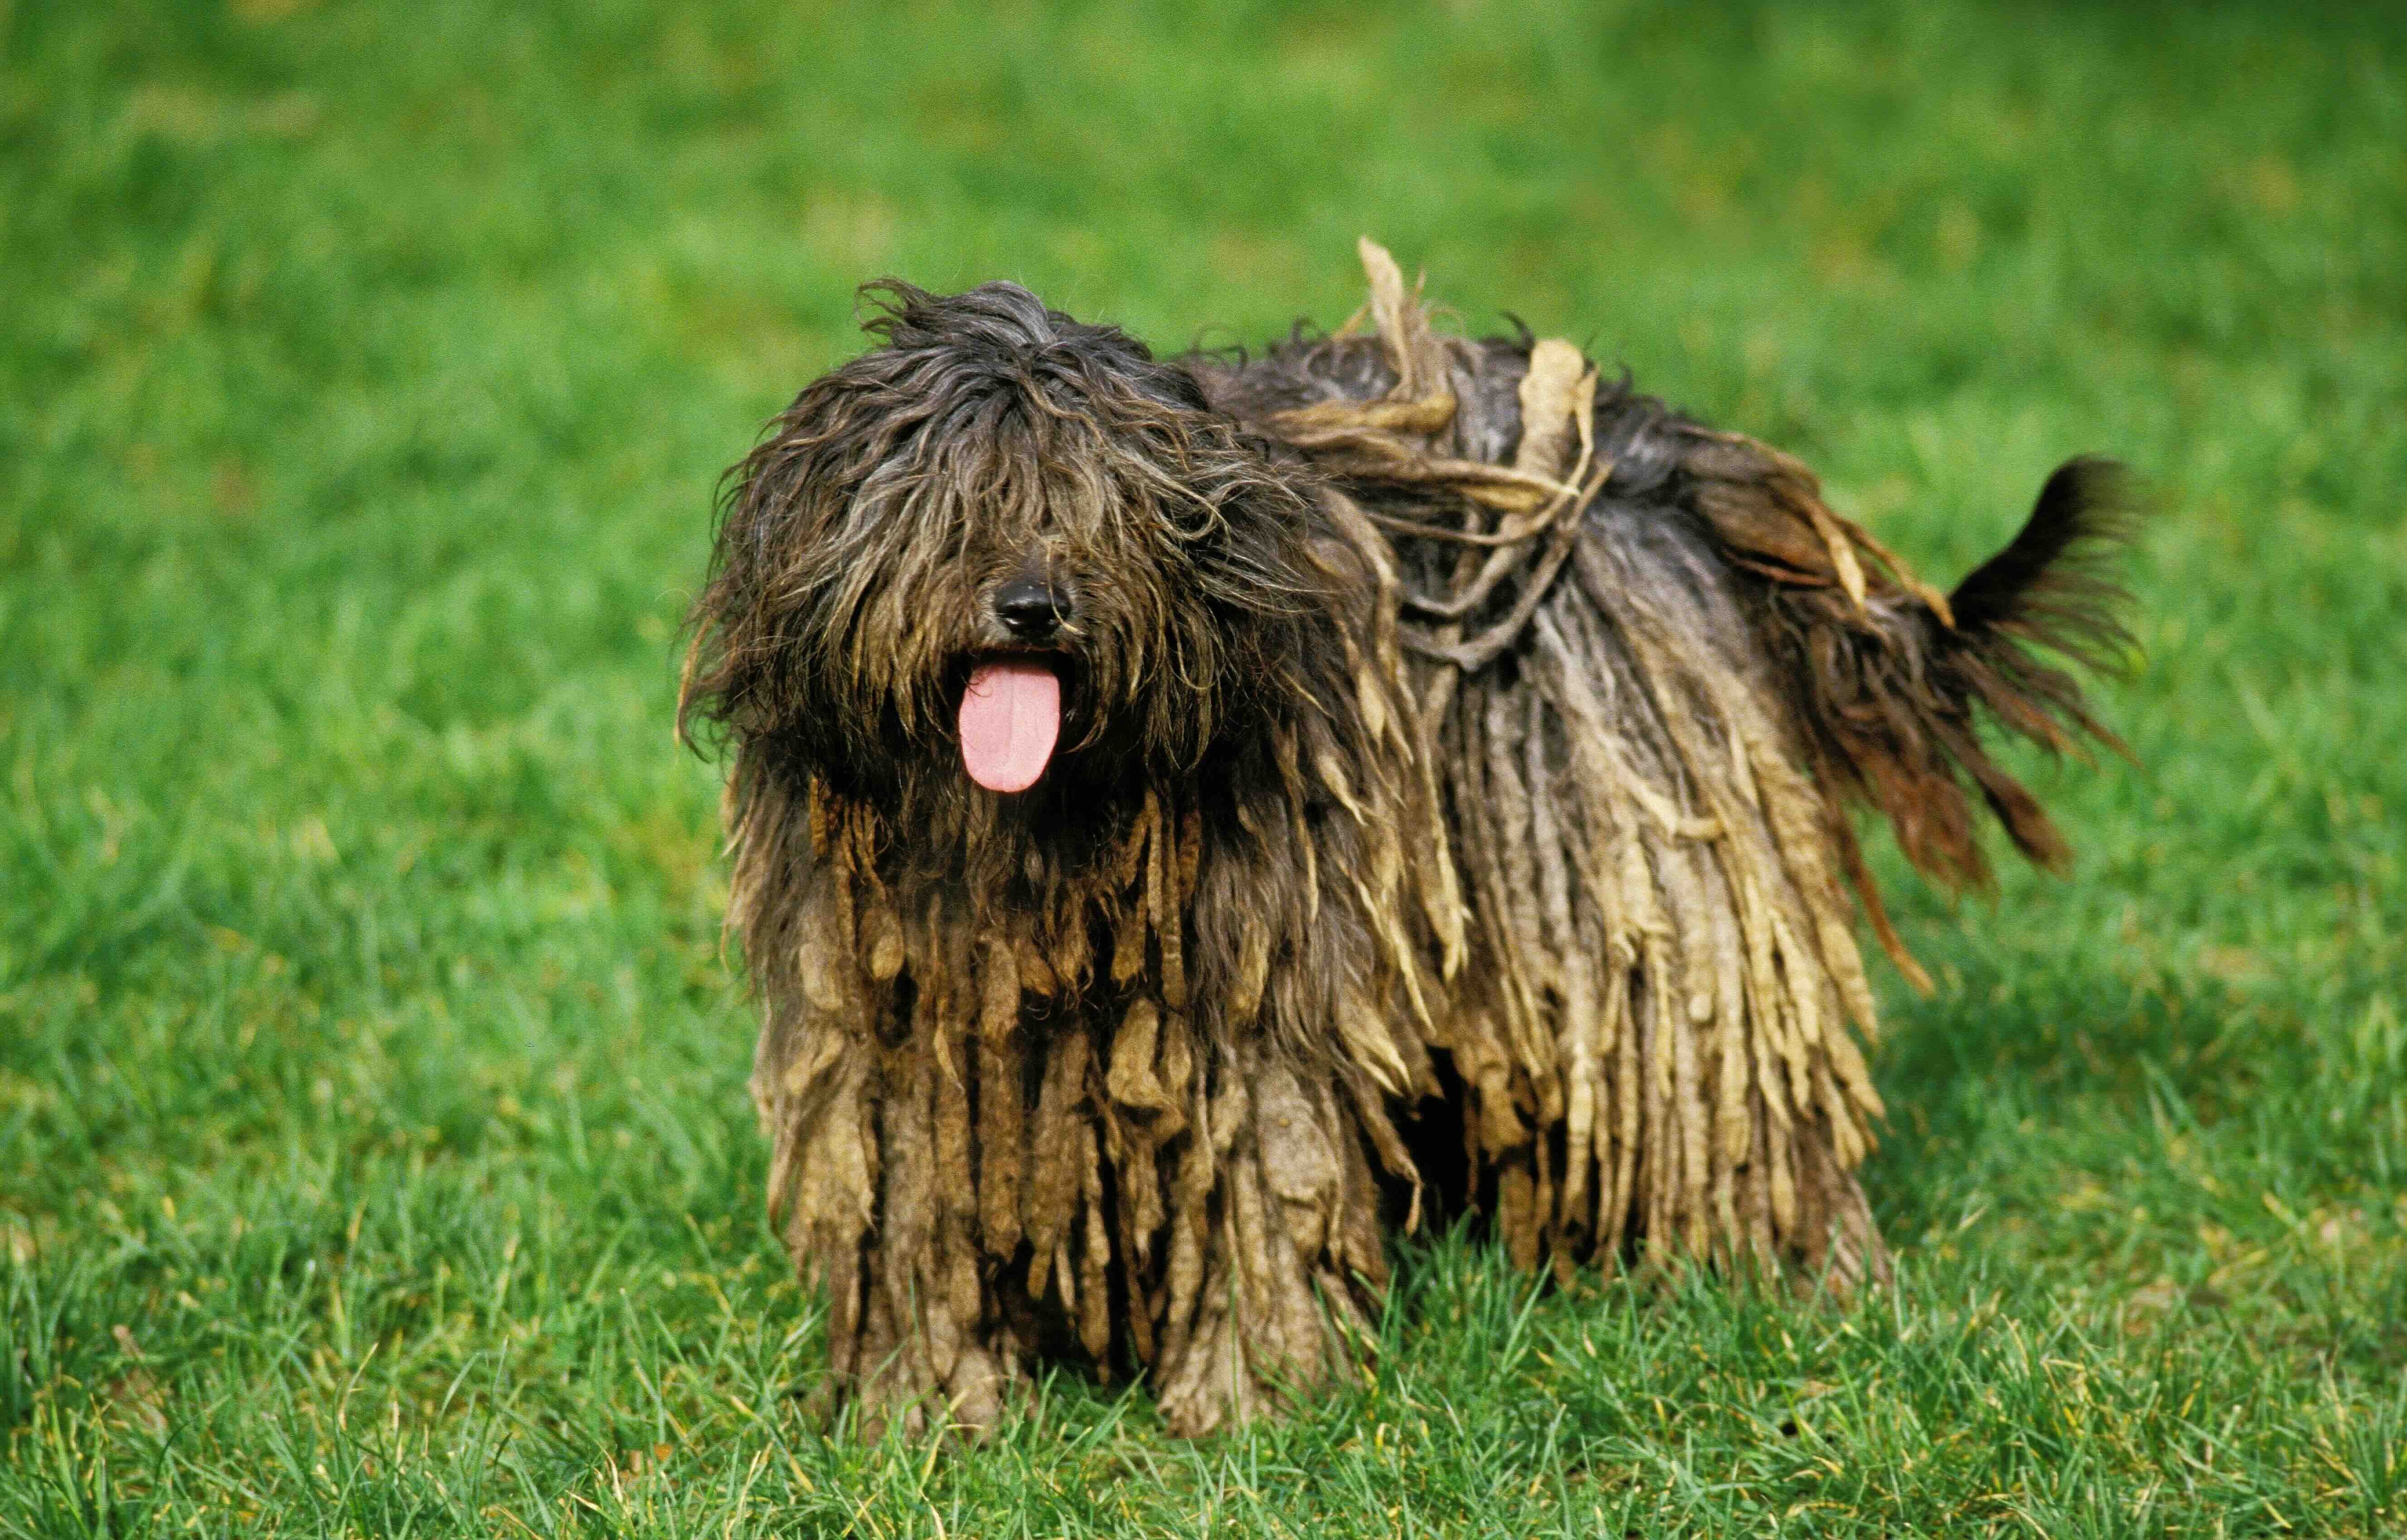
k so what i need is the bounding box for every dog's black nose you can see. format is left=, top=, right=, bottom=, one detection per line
left=995, top=579, right=1066, bottom=640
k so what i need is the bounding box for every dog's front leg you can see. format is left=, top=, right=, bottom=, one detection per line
left=754, top=956, right=1024, bottom=1441
left=1146, top=1040, right=1390, bottom=1437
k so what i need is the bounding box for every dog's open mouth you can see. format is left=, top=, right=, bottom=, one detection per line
left=958, top=655, right=1062, bottom=794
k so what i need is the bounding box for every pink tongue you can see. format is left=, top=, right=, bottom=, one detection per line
left=958, top=660, right=1061, bottom=793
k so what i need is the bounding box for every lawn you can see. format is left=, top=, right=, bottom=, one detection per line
left=3, top=1, right=2403, bottom=1534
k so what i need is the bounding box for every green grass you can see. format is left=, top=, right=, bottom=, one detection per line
left=4, top=0, right=2404, bottom=1533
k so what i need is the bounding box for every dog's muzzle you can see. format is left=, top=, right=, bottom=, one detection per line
left=960, top=577, right=1072, bottom=795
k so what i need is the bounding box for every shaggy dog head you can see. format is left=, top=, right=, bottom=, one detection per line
left=681, top=282, right=1369, bottom=872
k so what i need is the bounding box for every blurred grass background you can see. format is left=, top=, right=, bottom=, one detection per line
left=3, top=0, right=2403, bottom=1534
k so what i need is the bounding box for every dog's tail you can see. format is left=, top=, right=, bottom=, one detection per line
left=1686, top=443, right=2142, bottom=988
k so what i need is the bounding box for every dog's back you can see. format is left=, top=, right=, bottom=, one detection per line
left=1194, top=242, right=2133, bottom=1284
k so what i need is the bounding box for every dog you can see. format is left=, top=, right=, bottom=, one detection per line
left=679, top=241, right=2134, bottom=1438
